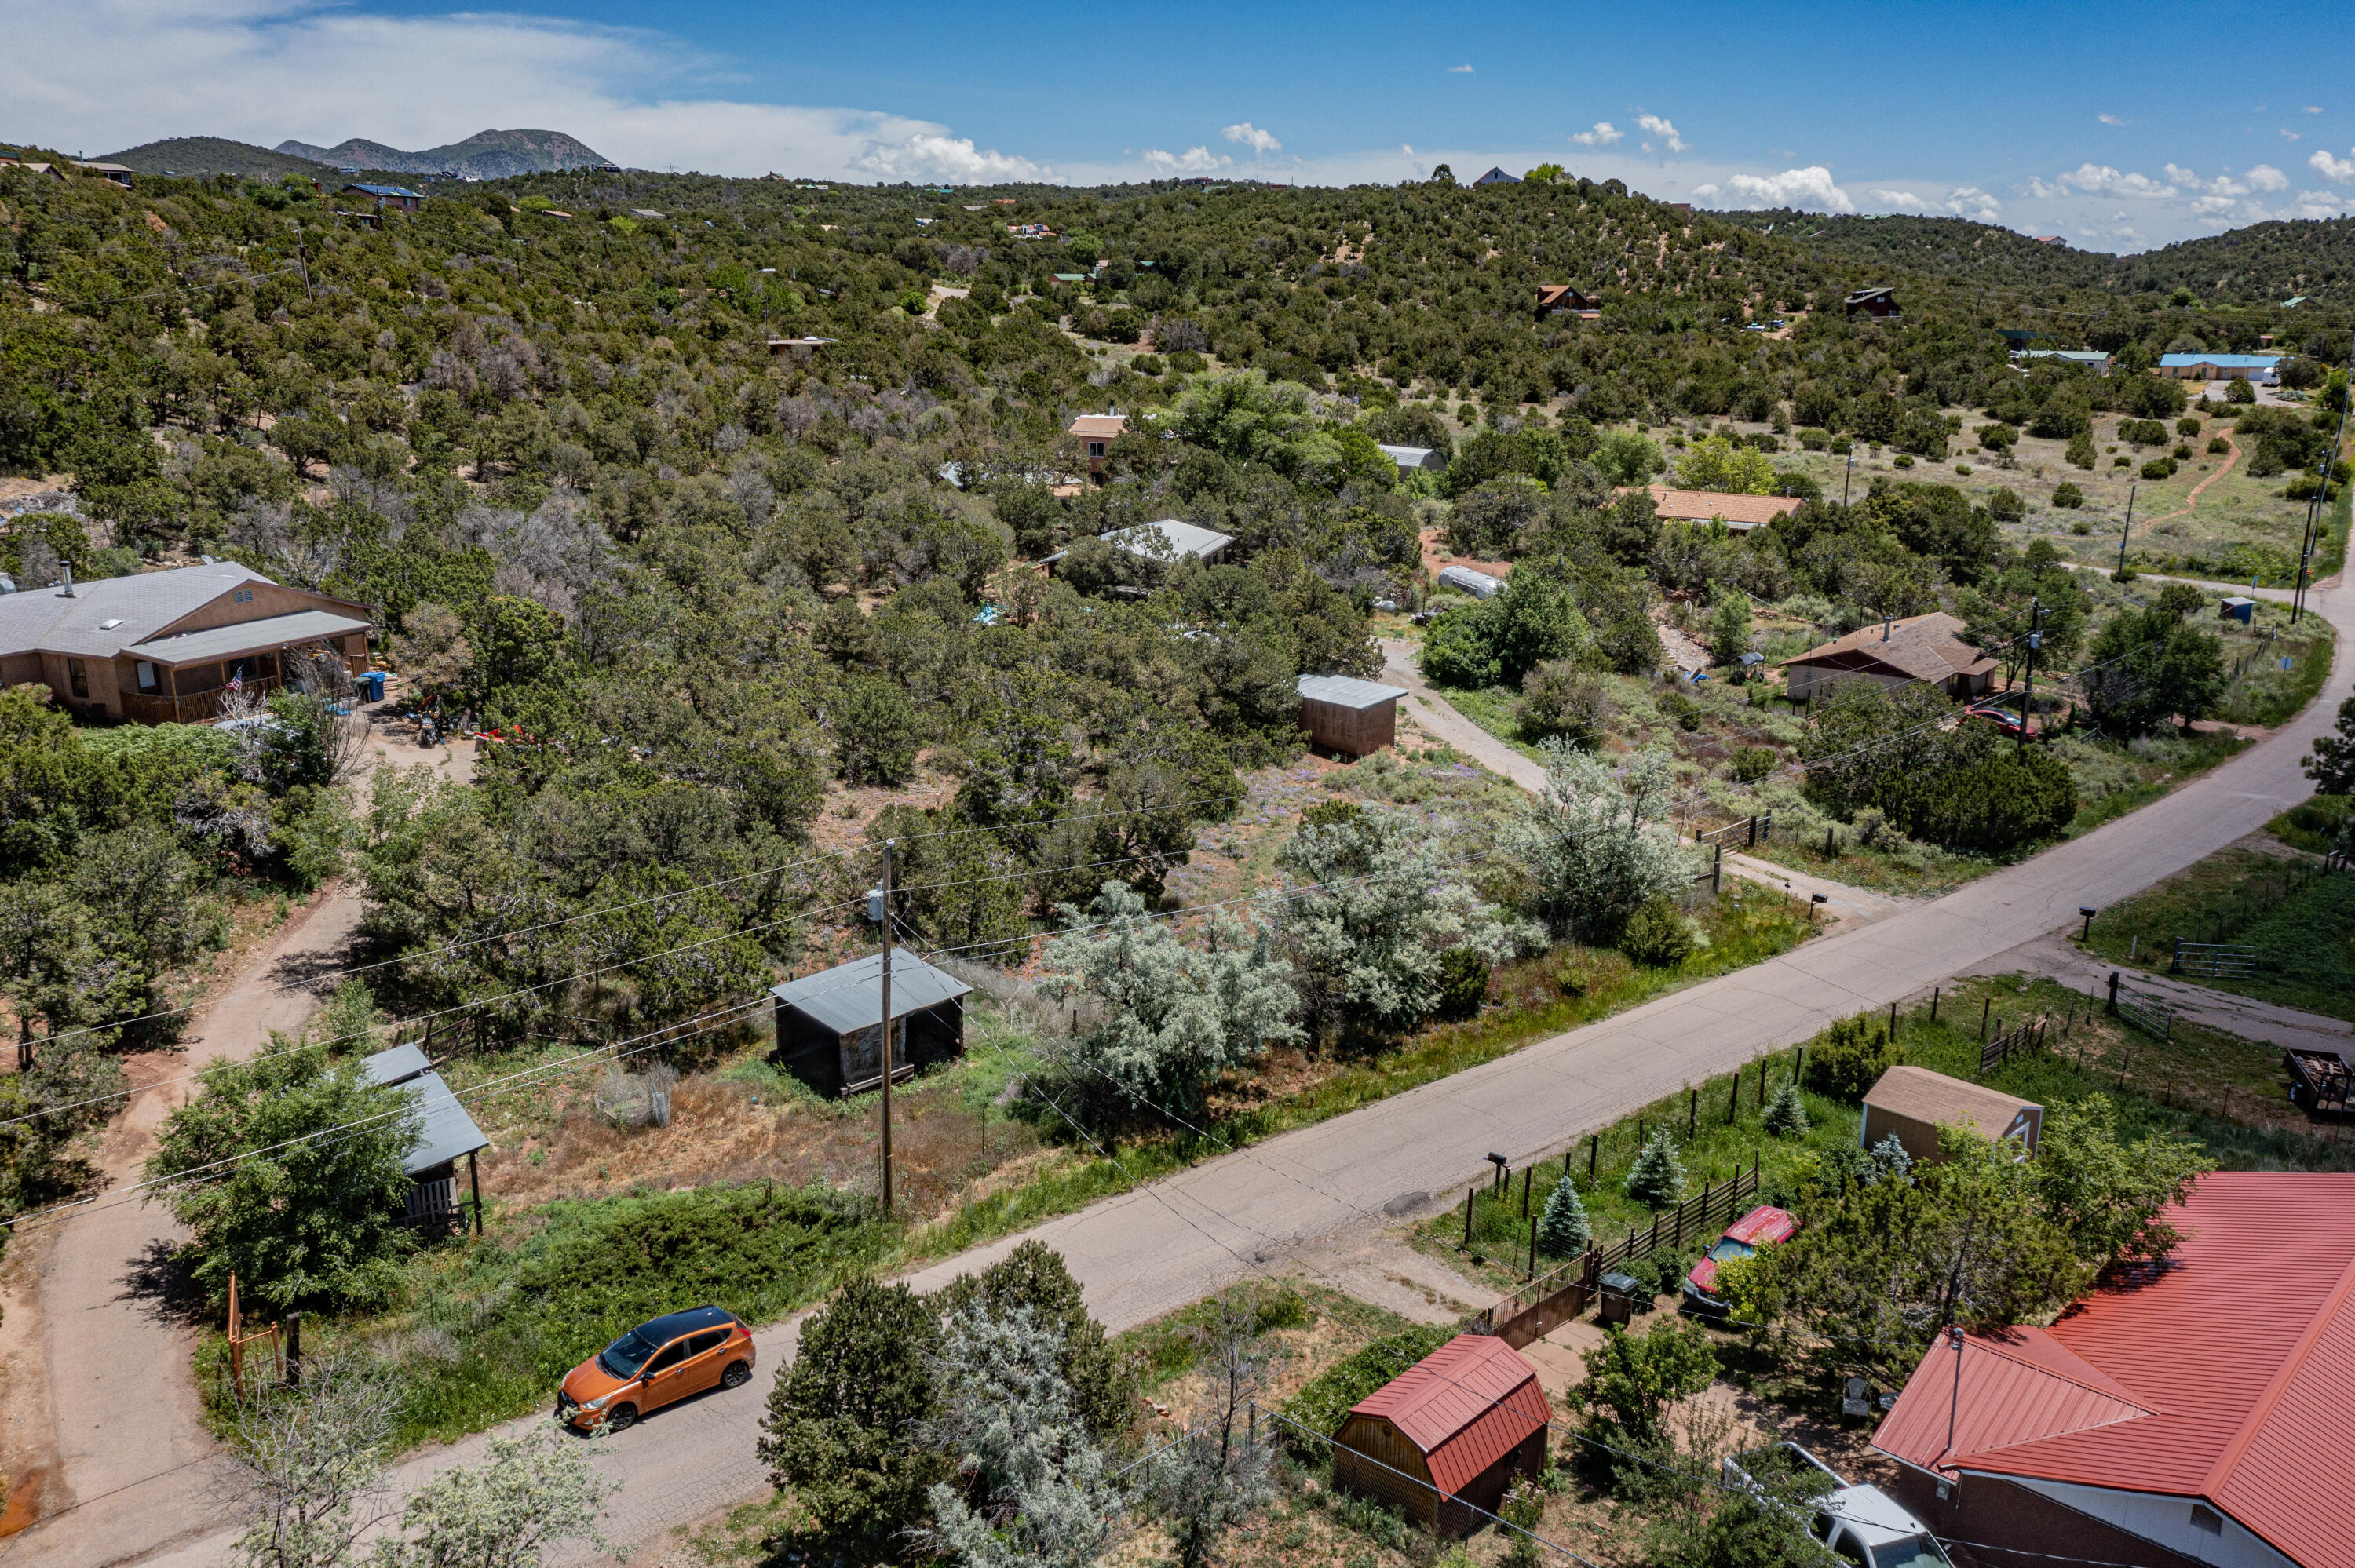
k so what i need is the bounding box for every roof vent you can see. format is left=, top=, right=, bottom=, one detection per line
left=60, top=564, right=75, bottom=598
left=97, top=618, right=122, bottom=630
left=1882, top=614, right=1893, bottom=641
left=201, top=554, right=216, bottom=565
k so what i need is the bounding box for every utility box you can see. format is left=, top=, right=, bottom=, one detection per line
left=2221, top=596, right=2255, bottom=623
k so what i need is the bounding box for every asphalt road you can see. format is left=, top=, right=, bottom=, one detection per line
left=46, top=578, right=2355, bottom=1568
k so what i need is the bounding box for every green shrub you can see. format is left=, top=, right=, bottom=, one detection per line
left=1620, top=895, right=1695, bottom=968
left=1729, top=745, right=1776, bottom=782
left=1282, top=1325, right=1455, bottom=1453
left=2207, top=436, right=2229, bottom=454
left=2052, top=482, right=2085, bottom=509
left=2269, top=795, right=2353, bottom=854
left=1762, top=1079, right=1810, bottom=1138
left=1436, top=946, right=1491, bottom=1021
left=1623, top=1129, right=1686, bottom=1208
left=2141, top=458, right=2177, bottom=481
left=1802, top=1013, right=1897, bottom=1103
left=1518, top=660, right=1613, bottom=746
left=1418, top=605, right=1502, bottom=688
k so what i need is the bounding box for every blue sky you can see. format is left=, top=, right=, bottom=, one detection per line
left=13, top=0, right=2355, bottom=249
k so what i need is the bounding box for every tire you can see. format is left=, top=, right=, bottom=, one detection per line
left=721, top=1360, right=752, bottom=1390
left=603, top=1402, right=638, bottom=1433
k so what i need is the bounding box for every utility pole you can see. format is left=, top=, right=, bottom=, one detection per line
left=872, top=841, right=896, bottom=1214
left=2020, top=598, right=2041, bottom=754
left=1842, top=447, right=1854, bottom=508
left=2114, top=483, right=2137, bottom=578
left=2292, top=343, right=2353, bottom=625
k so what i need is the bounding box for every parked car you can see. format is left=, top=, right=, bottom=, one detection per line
left=1724, top=1443, right=1953, bottom=1568
left=557, top=1305, right=754, bottom=1432
left=1682, top=1204, right=1799, bottom=1316
left=1965, top=694, right=2029, bottom=737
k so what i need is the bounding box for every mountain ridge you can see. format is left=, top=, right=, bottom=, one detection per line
left=271, top=128, right=608, bottom=178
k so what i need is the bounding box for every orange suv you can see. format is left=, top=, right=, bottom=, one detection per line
left=557, top=1305, right=754, bottom=1432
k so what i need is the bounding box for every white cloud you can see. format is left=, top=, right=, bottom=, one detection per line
left=1703, top=165, right=1853, bottom=213
left=2247, top=163, right=2290, bottom=191
left=2293, top=188, right=2353, bottom=218
left=2054, top=162, right=2177, bottom=198
left=2162, top=162, right=2199, bottom=185
left=1636, top=113, right=1687, bottom=153
left=1220, top=122, right=1280, bottom=155
left=1448, top=64, right=1474, bottom=73
left=2098, top=113, right=2126, bottom=126
left=2311, top=148, right=2355, bottom=183
left=1870, top=188, right=1929, bottom=210
left=2280, top=128, right=2304, bottom=140
left=3, top=0, right=1051, bottom=182
left=1570, top=121, right=1623, bottom=148
left=1944, top=186, right=2002, bottom=221
left=1141, top=145, right=1229, bottom=174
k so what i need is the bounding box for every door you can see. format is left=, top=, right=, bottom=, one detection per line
left=637, top=1337, right=694, bottom=1410
left=677, top=1328, right=732, bottom=1396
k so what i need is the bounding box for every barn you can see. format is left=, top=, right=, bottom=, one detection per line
left=769, top=950, right=972, bottom=1097
left=1334, top=1335, right=1550, bottom=1536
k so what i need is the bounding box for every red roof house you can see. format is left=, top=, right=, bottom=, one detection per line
left=1872, top=1172, right=2355, bottom=1568
left=1333, top=1334, right=1551, bottom=1536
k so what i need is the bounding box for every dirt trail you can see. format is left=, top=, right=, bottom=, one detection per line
left=2135, top=428, right=2240, bottom=535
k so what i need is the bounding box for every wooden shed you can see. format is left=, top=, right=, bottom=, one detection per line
left=1334, top=1335, right=1550, bottom=1537
left=1861, top=1065, right=2042, bottom=1166
left=360, top=1044, right=490, bottom=1235
left=1298, top=673, right=1407, bottom=757
left=769, top=950, right=972, bottom=1097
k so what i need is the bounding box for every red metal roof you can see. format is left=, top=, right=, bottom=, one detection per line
left=1351, top=1334, right=1551, bottom=1497
left=1872, top=1172, right=2355, bottom=1568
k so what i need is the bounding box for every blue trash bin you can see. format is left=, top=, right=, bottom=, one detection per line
left=360, top=671, right=386, bottom=702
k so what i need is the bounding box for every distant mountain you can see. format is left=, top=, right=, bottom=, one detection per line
left=100, top=136, right=342, bottom=181
left=272, top=129, right=609, bottom=179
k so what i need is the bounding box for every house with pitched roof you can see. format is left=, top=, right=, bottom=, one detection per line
left=1535, top=284, right=1601, bottom=321
left=1333, top=1335, right=1550, bottom=1536
left=2157, top=352, right=2283, bottom=385
left=1068, top=411, right=1126, bottom=481
left=1644, top=486, right=1806, bottom=533
left=1872, top=1172, right=2355, bottom=1568
left=1778, top=611, right=1998, bottom=704
left=0, top=561, right=371, bottom=723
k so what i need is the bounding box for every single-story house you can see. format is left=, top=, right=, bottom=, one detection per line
left=1437, top=564, right=1502, bottom=599
left=1334, top=1334, right=1550, bottom=1537
left=2016, top=349, right=2113, bottom=374
left=1378, top=443, right=1447, bottom=481
left=1844, top=286, right=1901, bottom=319
left=0, top=561, right=371, bottom=724
left=1535, top=284, right=1601, bottom=320
left=341, top=183, right=422, bottom=213
left=1860, top=1066, right=2042, bottom=1165
left=2157, top=352, right=2282, bottom=385
left=629, top=208, right=666, bottom=221
left=1046, top=518, right=1233, bottom=574
left=1298, top=673, right=1408, bottom=757
left=1779, top=612, right=1998, bottom=704
left=71, top=161, right=134, bottom=188
left=1873, top=1171, right=2355, bottom=1568
left=360, top=1044, right=490, bottom=1234
left=0, top=159, right=67, bottom=181
left=1069, top=412, right=1127, bottom=480
left=1471, top=166, right=1521, bottom=186
left=766, top=336, right=835, bottom=361
left=770, top=950, right=972, bottom=1097
left=1644, top=486, right=1805, bottom=533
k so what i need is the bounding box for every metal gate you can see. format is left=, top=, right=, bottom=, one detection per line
left=2171, top=940, right=2257, bottom=979
left=2108, top=974, right=2174, bottom=1042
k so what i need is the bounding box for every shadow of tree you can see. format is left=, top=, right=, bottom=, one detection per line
left=118, top=1236, right=214, bottom=1329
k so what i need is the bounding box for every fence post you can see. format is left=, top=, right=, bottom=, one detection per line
left=1522, top=1165, right=1532, bottom=1219
left=1728, top=1073, right=1740, bottom=1125
left=1981, top=997, right=1992, bottom=1041
left=2106, top=971, right=2120, bottom=1016
left=2171, top=937, right=2182, bottom=975
left=1462, top=1187, right=1473, bottom=1249
left=1930, top=986, right=1940, bottom=1023
left=1688, top=1088, right=1697, bottom=1139
left=1589, top=1135, right=1598, bottom=1180
left=1713, top=840, right=1723, bottom=893
left=1888, top=1001, right=1897, bottom=1041
left=1795, top=1045, right=1806, bottom=1088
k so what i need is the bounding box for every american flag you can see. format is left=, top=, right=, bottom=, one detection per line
left=227, top=670, right=243, bottom=692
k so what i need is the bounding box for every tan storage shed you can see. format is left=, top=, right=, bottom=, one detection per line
left=1861, top=1065, right=2042, bottom=1165
left=1298, top=673, right=1407, bottom=757
left=1333, top=1335, right=1550, bottom=1537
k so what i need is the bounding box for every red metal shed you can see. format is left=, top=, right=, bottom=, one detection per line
left=1333, top=1334, right=1551, bottom=1536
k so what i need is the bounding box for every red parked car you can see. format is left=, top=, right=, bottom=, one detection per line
left=1682, top=1205, right=1799, bottom=1317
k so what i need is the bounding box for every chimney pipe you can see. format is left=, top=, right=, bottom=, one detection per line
left=1882, top=613, right=1892, bottom=640
left=61, top=563, right=75, bottom=597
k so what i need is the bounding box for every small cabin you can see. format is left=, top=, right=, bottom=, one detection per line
left=1378, top=443, right=1446, bottom=481
left=360, top=1044, right=490, bottom=1234
left=1298, top=673, right=1407, bottom=757
left=1861, top=1065, right=2042, bottom=1166
left=1334, top=1335, right=1550, bottom=1537
left=1843, top=286, right=1900, bottom=319
left=769, top=950, right=972, bottom=1097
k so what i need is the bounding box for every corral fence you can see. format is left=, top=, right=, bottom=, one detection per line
left=1479, top=1158, right=1761, bottom=1349
left=1980, top=1013, right=2049, bottom=1077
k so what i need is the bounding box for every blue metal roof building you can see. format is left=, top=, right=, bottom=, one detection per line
left=2157, top=352, right=2283, bottom=384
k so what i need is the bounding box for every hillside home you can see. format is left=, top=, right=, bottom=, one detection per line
left=2016, top=349, right=2113, bottom=374
left=71, top=161, right=134, bottom=188
left=341, top=183, right=422, bottom=213
left=1535, top=284, right=1601, bottom=320
left=1378, top=443, right=1446, bottom=481
left=1644, top=486, right=1804, bottom=533
left=1843, top=286, right=1900, bottom=319
left=1068, top=412, right=1127, bottom=480
left=1779, top=611, right=1997, bottom=703
left=0, top=562, right=371, bottom=724
left=2157, top=352, right=2282, bottom=385
left=1874, top=1172, right=2355, bottom=1568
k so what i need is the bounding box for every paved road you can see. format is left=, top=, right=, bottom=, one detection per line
left=75, top=581, right=2355, bottom=1566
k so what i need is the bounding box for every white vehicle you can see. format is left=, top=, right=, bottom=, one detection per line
left=1722, top=1442, right=1952, bottom=1568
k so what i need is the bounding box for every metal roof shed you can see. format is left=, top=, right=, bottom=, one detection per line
left=1860, top=1065, right=2040, bottom=1166
left=769, top=951, right=973, bottom=1097
left=360, top=1044, right=489, bottom=1234
left=1298, top=673, right=1408, bottom=757
left=1437, top=565, right=1502, bottom=599
left=1334, top=1335, right=1550, bottom=1536
left=1104, top=519, right=1232, bottom=564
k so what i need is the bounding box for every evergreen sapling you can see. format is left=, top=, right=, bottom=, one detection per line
left=1536, top=1176, right=1592, bottom=1259
left=1623, top=1129, right=1685, bottom=1209
left=1761, top=1078, right=1810, bottom=1139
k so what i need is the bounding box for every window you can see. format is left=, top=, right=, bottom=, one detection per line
left=686, top=1329, right=729, bottom=1357
left=67, top=658, right=88, bottom=698
left=2190, top=1504, right=2223, bottom=1536
left=136, top=662, right=159, bottom=693
left=644, top=1340, right=689, bottom=1376
left=232, top=587, right=254, bottom=604
left=1088, top=441, right=1105, bottom=458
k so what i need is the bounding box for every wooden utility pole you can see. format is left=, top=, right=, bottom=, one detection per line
left=2020, top=597, right=2041, bottom=754
left=2116, top=483, right=2137, bottom=576
left=877, top=841, right=896, bottom=1214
